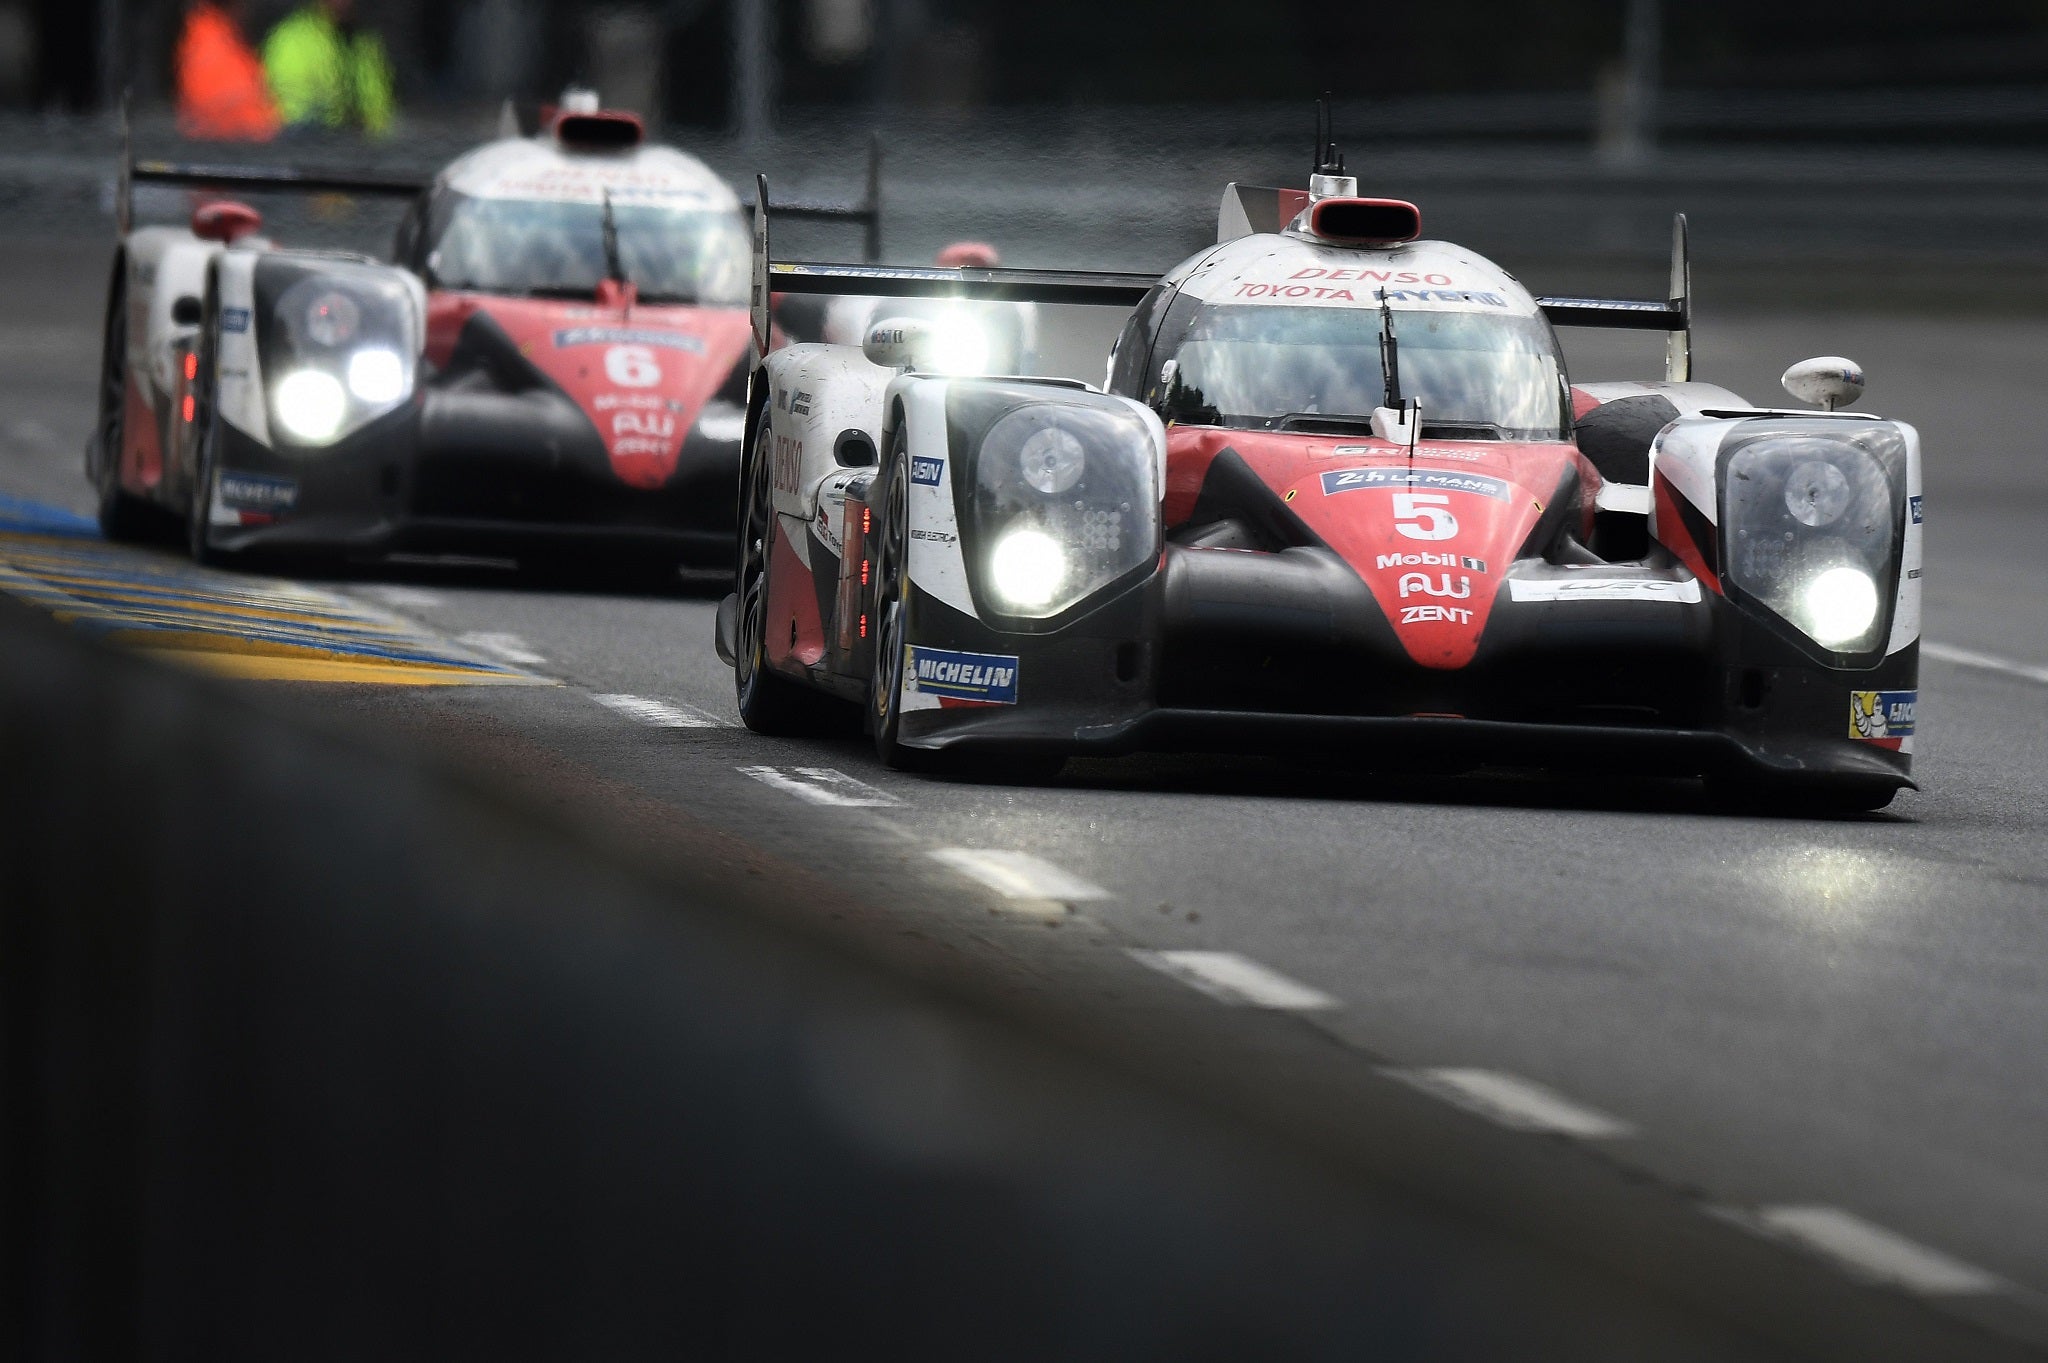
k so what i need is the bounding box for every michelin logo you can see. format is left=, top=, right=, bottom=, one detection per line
left=910, top=457, right=944, bottom=486
left=218, top=471, right=298, bottom=511
left=906, top=645, right=1019, bottom=704
left=1849, top=689, right=1916, bottom=740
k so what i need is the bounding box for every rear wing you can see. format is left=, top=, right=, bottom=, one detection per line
left=116, top=100, right=886, bottom=266
left=1533, top=214, right=1693, bottom=382
left=749, top=172, right=1157, bottom=357
left=737, top=135, right=885, bottom=264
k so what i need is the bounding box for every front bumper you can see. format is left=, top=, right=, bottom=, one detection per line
left=895, top=544, right=1917, bottom=792
left=203, top=389, right=741, bottom=567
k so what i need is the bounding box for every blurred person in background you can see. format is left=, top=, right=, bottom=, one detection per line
left=175, top=0, right=281, bottom=140
left=263, top=0, right=397, bottom=136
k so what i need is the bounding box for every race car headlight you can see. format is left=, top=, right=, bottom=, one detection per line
left=346, top=347, right=407, bottom=405
left=926, top=315, right=991, bottom=377
left=255, top=260, right=421, bottom=450
left=1719, top=419, right=1908, bottom=660
left=947, top=383, right=1162, bottom=623
left=273, top=369, right=348, bottom=444
left=1801, top=565, right=1880, bottom=647
left=989, top=529, right=1069, bottom=609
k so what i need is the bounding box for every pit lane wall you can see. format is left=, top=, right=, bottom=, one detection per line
left=0, top=593, right=1705, bottom=1362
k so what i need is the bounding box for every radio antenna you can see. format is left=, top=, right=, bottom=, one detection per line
left=1314, top=93, right=1344, bottom=178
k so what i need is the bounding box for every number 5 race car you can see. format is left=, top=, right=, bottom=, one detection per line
left=718, top=138, right=1922, bottom=811
left=87, top=95, right=877, bottom=577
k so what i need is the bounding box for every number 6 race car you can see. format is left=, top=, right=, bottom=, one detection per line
left=717, top=136, right=1922, bottom=811
left=88, top=95, right=877, bottom=577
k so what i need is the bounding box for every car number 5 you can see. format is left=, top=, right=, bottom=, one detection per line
left=605, top=344, right=662, bottom=388
left=1392, top=491, right=1458, bottom=541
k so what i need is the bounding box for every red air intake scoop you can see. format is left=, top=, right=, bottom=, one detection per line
left=1309, top=198, right=1421, bottom=247
left=555, top=111, right=645, bottom=149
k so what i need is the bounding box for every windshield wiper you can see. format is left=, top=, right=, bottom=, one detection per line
left=601, top=190, right=626, bottom=289
left=1378, top=288, right=1401, bottom=409
left=1272, top=412, right=1377, bottom=434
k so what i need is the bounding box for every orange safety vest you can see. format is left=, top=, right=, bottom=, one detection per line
left=177, top=3, right=282, bottom=141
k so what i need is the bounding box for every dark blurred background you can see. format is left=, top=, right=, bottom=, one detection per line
left=18, top=0, right=2048, bottom=138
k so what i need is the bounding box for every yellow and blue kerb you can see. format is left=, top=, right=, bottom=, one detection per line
left=0, top=495, right=544, bottom=686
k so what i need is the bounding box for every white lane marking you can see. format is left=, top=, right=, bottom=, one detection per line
left=1383, top=1067, right=1635, bottom=1139
left=929, top=848, right=1111, bottom=902
left=1721, top=1205, right=2006, bottom=1296
left=362, top=585, right=445, bottom=610
left=456, top=631, right=548, bottom=666
left=1128, top=949, right=1338, bottom=1010
left=1923, top=640, right=2048, bottom=686
left=738, top=765, right=903, bottom=807
left=592, top=693, right=724, bottom=728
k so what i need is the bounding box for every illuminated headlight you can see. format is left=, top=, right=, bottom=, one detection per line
left=1720, top=420, right=1908, bottom=658
left=989, top=529, right=1068, bottom=609
left=272, top=369, right=348, bottom=444
left=259, top=262, right=422, bottom=448
left=953, top=385, right=1161, bottom=622
left=926, top=316, right=990, bottom=376
left=1798, top=565, right=1880, bottom=647
left=346, top=347, right=407, bottom=404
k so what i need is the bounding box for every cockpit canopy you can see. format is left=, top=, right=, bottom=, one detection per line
left=1131, top=233, right=1572, bottom=441
left=1155, top=303, right=1570, bottom=441
left=409, top=139, right=749, bottom=307
left=421, top=193, right=749, bottom=306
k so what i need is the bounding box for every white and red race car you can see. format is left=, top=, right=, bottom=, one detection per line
left=88, top=96, right=876, bottom=575
left=718, top=139, right=1922, bottom=810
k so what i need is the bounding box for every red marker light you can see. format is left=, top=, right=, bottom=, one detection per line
left=182, top=395, right=195, bottom=424
left=860, top=557, right=869, bottom=586
left=859, top=613, right=867, bottom=638
left=184, top=352, right=198, bottom=381
left=862, top=507, right=871, bottom=534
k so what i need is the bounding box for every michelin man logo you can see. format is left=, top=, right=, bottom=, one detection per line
left=1850, top=690, right=1917, bottom=740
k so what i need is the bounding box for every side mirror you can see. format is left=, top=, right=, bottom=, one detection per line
left=171, top=295, right=203, bottom=326
left=1782, top=356, right=1865, bottom=412
left=863, top=316, right=933, bottom=371
left=861, top=315, right=989, bottom=375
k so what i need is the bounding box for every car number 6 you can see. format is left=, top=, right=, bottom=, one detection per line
left=1392, top=491, right=1458, bottom=541
left=605, top=344, right=662, bottom=388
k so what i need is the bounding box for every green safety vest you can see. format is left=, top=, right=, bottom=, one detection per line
left=263, top=8, right=396, bottom=135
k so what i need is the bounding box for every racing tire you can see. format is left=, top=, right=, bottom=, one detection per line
left=869, top=432, right=931, bottom=770
left=91, top=270, right=154, bottom=543
left=184, top=299, right=226, bottom=567
left=734, top=417, right=851, bottom=736
left=867, top=432, right=1063, bottom=783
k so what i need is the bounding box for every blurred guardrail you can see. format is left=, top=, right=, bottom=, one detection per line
left=1, top=103, right=2044, bottom=292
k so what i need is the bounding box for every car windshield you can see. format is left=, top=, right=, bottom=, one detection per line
left=424, top=193, right=750, bottom=306
left=1158, top=304, right=1568, bottom=439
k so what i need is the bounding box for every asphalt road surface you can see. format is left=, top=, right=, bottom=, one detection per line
left=7, top=234, right=2048, bottom=1356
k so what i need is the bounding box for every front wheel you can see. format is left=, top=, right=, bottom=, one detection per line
left=185, top=309, right=225, bottom=566
left=92, top=273, right=152, bottom=542
left=733, top=416, right=851, bottom=735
